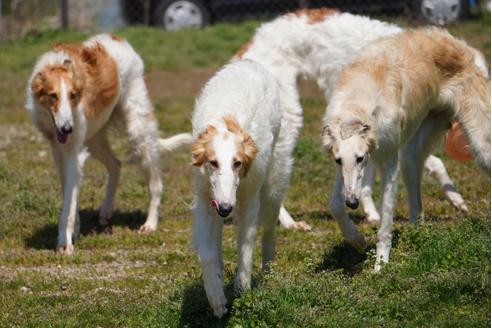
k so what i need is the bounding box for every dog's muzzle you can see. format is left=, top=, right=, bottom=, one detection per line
left=345, top=197, right=359, bottom=210
left=217, top=203, right=233, bottom=218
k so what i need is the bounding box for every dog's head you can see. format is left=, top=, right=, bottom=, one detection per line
left=192, top=116, right=257, bottom=218
left=31, top=59, right=83, bottom=144
left=321, top=117, right=376, bottom=209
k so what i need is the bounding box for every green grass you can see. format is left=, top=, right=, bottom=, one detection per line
left=0, top=16, right=490, bottom=327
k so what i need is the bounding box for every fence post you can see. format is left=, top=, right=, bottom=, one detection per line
left=60, top=0, right=68, bottom=29
left=143, top=0, right=150, bottom=25
left=299, top=0, right=309, bottom=9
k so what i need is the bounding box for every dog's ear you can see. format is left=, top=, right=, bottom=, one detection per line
left=321, top=125, right=333, bottom=151
left=340, top=118, right=371, bottom=139
left=241, top=132, right=257, bottom=177
left=191, top=125, right=216, bottom=166
left=31, top=72, right=45, bottom=97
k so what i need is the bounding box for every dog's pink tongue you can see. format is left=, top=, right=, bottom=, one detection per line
left=56, top=130, right=68, bottom=144
left=211, top=199, right=219, bottom=209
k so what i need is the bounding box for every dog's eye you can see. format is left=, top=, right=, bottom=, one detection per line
left=70, top=92, right=78, bottom=100
left=233, top=160, right=242, bottom=169
left=356, top=156, right=364, bottom=164
left=49, top=93, right=58, bottom=102
left=335, top=158, right=342, bottom=165
left=209, top=160, right=218, bottom=169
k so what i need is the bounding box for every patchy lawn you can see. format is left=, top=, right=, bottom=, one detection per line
left=0, top=15, right=490, bottom=327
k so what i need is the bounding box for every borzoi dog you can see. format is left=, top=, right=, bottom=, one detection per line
left=26, top=34, right=191, bottom=254
left=233, top=8, right=481, bottom=227
left=321, top=28, right=490, bottom=271
left=191, top=60, right=287, bottom=317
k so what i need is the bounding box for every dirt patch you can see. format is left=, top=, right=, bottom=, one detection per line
left=145, top=67, right=219, bottom=102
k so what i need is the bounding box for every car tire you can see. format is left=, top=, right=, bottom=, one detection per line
left=154, top=0, right=210, bottom=31
left=416, top=0, right=469, bottom=25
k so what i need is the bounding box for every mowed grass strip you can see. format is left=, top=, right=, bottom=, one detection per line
left=0, top=16, right=490, bottom=327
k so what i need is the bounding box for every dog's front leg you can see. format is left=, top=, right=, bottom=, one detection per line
left=374, top=157, right=399, bottom=272
left=192, top=199, right=226, bottom=318
left=235, top=195, right=260, bottom=294
left=56, top=149, right=88, bottom=255
left=360, top=161, right=380, bottom=224
left=330, top=167, right=366, bottom=253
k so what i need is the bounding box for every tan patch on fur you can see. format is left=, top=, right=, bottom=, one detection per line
left=31, top=63, right=83, bottom=116
left=192, top=125, right=218, bottom=166
left=111, top=34, right=124, bottom=41
left=233, top=39, right=253, bottom=60
left=52, top=41, right=119, bottom=119
left=292, top=7, right=340, bottom=24
left=222, top=115, right=257, bottom=176
left=191, top=116, right=257, bottom=177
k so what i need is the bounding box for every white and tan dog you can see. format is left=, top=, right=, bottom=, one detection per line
left=321, top=28, right=490, bottom=271
left=191, top=60, right=288, bottom=317
left=233, top=8, right=481, bottom=228
left=26, top=34, right=191, bottom=254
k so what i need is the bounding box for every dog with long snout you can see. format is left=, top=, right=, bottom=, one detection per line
left=191, top=60, right=289, bottom=318
left=26, top=34, right=192, bottom=254
left=321, top=28, right=490, bottom=272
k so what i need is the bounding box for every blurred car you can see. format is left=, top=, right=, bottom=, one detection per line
left=121, top=0, right=478, bottom=31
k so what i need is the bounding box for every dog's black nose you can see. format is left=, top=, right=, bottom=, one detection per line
left=61, top=123, right=72, bottom=134
left=345, top=198, right=359, bottom=209
left=217, top=203, right=233, bottom=217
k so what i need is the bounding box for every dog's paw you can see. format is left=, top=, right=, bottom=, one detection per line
left=292, top=220, right=312, bottom=231
left=365, top=212, right=381, bottom=225
left=204, top=281, right=228, bottom=318
left=138, top=224, right=157, bottom=234
left=374, top=261, right=383, bottom=273
left=457, top=202, right=469, bottom=212
left=447, top=192, right=468, bottom=212
left=346, top=233, right=367, bottom=254
left=98, top=206, right=113, bottom=226
left=56, top=244, right=74, bottom=255
left=212, top=303, right=228, bottom=319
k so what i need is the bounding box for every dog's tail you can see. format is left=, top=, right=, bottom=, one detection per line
left=453, top=76, right=491, bottom=176
left=159, top=133, right=193, bottom=153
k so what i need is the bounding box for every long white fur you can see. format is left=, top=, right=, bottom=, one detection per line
left=233, top=11, right=472, bottom=227
left=191, top=60, right=287, bottom=317
left=26, top=34, right=190, bottom=254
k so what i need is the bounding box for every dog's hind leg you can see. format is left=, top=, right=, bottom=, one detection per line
left=374, top=157, right=399, bottom=272
left=360, top=161, right=380, bottom=224
left=259, top=182, right=284, bottom=269
left=400, top=114, right=449, bottom=224
left=278, top=205, right=312, bottom=231
left=260, top=199, right=280, bottom=271
left=87, top=130, right=122, bottom=226
left=330, top=167, right=366, bottom=253
left=50, top=143, right=66, bottom=197
left=424, top=155, right=467, bottom=212
left=274, top=80, right=312, bottom=231
left=121, top=76, right=163, bottom=233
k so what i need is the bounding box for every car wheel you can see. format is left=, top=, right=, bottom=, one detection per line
left=154, top=0, right=210, bottom=31
left=418, top=0, right=469, bottom=25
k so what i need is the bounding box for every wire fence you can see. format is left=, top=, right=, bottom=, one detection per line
left=0, top=0, right=489, bottom=41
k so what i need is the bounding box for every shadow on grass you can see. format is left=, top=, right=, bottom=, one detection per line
left=178, top=272, right=264, bottom=327
left=316, top=241, right=371, bottom=276
left=179, top=281, right=232, bottom=328
left=24, top=208, right=147, bottom=249
left=294, top=210, right=366, bottom=224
